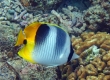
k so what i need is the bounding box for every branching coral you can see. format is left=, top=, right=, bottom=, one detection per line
left=20, top=0, right=63, bottom=12
left=84, top=0, right=110, bottom=31
left=51, top=6, right=86, bottom=35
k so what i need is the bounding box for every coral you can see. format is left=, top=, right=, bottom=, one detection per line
left=107, top=61, right=110, bottom=66
left=1, top=4, right=85, bottom=38
left=59, top=52, right=110, bottom=80
left=90, top=57, right=106, bottom=71
left=57, top=32, right=110, bottom=80
left=85, top=64, right=98, bottom=76
left=71, top=32, right=110, bottom=65
left=62, top=65, right=73, bottom=77
left=72, top=32, right=110, bottom=55
left=0, top=0, right=34, bottom=29
left=103, top=75, right=110, bottom=80
left=103, top=67, right=110, bottom=75
left=84, top=0, right=110, bottom=31
left=102, top=51, right=110, bottom=61
left=23, top=5, right=86, bottom=36
left=21, top=0, right=63, bottom=12
left=1, top=0, right=110, bottom=80
left=78, top=45, right=100, bottom=64
left=58, top=59, right=79, bottom=80
left=0, top=0, right=60, bottom=79
left=58, top=64, right=73, bottom=80
left=100, top=40, right=110, bottom=50
left=67, top=72, right=77, bottom=80
left=51, top=6, right=86, bottom=35
left=77, top=65, right=87, bottom=79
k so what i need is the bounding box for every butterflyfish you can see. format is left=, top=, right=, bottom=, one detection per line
left=15, top=22, right=79, bottom=67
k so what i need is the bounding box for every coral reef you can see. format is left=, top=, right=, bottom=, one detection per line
left=0, top=0, right=34, bottom=29
left=0, top=0, right=85, bottom=35
left=0, top=16, right=57, bottom=79
left=65, top=0, right=91, bottom=10
left=57, top=32, right=110, bottom=80
left=84, top=0, right=110, bottom=32
left=0, top=0, right=59, bottom=80
left=51, top=6, right=86, bottom=35
left=2, top=0, right=110, bottom=80
left=23, top=5, right=86, bottom=36
left=20, top=0, right=63, bottom=12
left=72, top=32, right=110, bottom=55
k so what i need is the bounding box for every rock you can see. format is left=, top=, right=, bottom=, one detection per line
left=15, top=6, right=21, bottom=13
left=0, top=62, right=21, bottom=80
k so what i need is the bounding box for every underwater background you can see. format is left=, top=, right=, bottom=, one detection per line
left=0, top=0, right=110, bottom=80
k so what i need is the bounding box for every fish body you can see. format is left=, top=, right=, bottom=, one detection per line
left=15, top=22, right=79, bottom=67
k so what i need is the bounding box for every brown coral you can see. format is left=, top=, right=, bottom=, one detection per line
left=90, top=57, right=106, bottom=71
left=103, top=75, right=110, bottom=80
left=77, top=65, right=87, bottom=79
left=72, top=32, right=110, bottom=55
left=58, top=32, right=110, bottom=80
left=59, top=64, right=74, bottom=80
left=62, top=65, right=73, bottom=77
left=98, top=73, right=105, bottom=80
left=86, top=76, right=98, bottom=80
left=67, top=72, right=77, bottom=80
left=102, top=51, right=110, bottom=61
left=107, top=60, right=110, bottom=66
left=85, top=64, right=98, bottom=76
left=103, top=67, right=110, bottom=75
left=100, top=40, right=110, bottom=50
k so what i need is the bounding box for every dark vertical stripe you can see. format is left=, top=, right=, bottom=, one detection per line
left=67, top=44, right=74, bottom=62
left=35, top=24, right=50, bottom=45
left=34, top=24, right=50, bottom=61
left=54, top=27, right=66, bottom=60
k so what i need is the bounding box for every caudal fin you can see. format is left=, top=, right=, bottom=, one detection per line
left=72, top=52, right=79, bottom=60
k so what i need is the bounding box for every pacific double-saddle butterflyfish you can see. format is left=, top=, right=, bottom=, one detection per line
left=15, top=22, right=79, bottom=67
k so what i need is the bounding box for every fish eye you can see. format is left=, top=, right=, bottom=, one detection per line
left=23, top=39, right=27, bottom=44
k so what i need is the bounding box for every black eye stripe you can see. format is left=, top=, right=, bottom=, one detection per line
left=23, top=39, right=27, bottom=44
left=35, top=24, right=50, bottom=44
